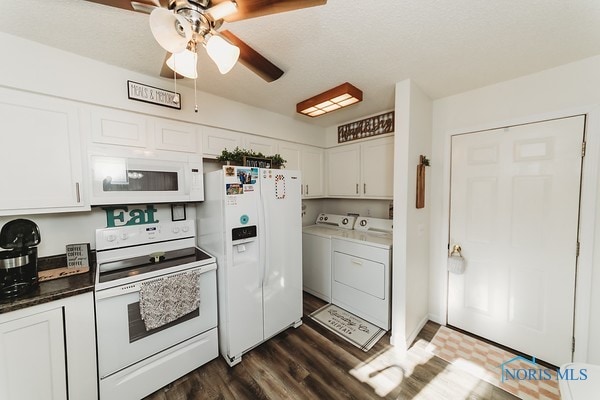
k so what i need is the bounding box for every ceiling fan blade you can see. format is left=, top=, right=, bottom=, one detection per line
left=213, top=0, right=327, bottom=22
left=220, top=30, right=284, bottom=82
left=85, top=0, right=168, bottom=12
left=160, top=53, right=184, bottom=79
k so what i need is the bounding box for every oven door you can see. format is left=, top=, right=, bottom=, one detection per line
left=95, top=263, right=217, bottom=378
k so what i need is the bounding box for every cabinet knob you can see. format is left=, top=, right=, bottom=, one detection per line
left=356, top=183, right=359, bottom=194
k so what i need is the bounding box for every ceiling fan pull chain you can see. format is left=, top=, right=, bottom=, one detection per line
left=173, top=56, right=179, bottom=105
left=194, top=76, right=198, bottom=113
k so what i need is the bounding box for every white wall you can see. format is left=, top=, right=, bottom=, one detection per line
left=0, top=204, right=190, bottom=257
left=321, top=199, right=392, bottom=220
left=429, top=54, right=600, bottom=363
left=0, top=32, right=324, bottom=146
left=391, top=80, right=432, bottom=349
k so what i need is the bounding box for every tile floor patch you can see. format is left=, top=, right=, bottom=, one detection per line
left=427, top=326, right=560, bottom=400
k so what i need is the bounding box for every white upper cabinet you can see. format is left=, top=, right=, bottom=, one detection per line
left=0, top=87, right=88, bottom=216
left=279, top=143, right=325, bottom=198
left=154, top=118, right=200, bottom=153
left=361, top=136, right=394, bottom=198
left=201, top=126, right=242, bottom=158
left=278, top=143, right=301, bottom=171
left=90, top=107, right=148, bottom=148
left=327, top=144, right=361, bottom=197
left=327, top=136, right=394, bottom=199
left=242, top=135, right=278, bottom=156
left=301, top=146, right=325, bottom=198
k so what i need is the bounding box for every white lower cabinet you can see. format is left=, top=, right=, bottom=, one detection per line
left=0, top=87, right=88, bottom=216
left=0, top=293, right=97, bottom=400
left=0, top=307, right=66, bottom=400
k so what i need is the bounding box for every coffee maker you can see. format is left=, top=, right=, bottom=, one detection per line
left=0, top=219, right=41, bottom=299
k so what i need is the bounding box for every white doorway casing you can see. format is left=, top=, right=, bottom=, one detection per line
left=428, top=55, right=600, bottom=364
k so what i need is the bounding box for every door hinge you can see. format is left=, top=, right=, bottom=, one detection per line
left=582, top=141, right=587, bottom=157
left=572, top=337, right=576, bottom=353
left=576, top=241, right=580, bottom=257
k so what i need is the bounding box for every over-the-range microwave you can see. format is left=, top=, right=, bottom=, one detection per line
left=88, top=146, right=204, bottom=205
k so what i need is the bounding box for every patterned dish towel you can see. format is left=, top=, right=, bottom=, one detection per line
left=139, top=270, right=201, bottom=331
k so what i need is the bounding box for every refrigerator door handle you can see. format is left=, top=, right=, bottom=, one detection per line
left=258, top=189, right=268, bottom=288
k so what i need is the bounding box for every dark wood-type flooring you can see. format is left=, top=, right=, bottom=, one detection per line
left=144, top=293, right=519, bottom=400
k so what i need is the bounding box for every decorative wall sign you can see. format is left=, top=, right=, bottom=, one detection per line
left=66, top=243, right=91, bottom=269
left=337, top=111, right=395, bottom=143
left=243, top=156, right=272, bottom=169
left=171, top=204, right=186, bottom=221
left=127, top=80, right=181, bottom=109
left=103, top=205, right=159, bottom=227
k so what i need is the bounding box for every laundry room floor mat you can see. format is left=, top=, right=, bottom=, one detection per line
left=426, top=326, right=561, bottom=400
left=309, top=304, right=386, bottom=352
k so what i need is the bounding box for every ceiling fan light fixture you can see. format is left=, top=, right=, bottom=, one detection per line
left=205, top=1, right=239, bottom=21
left=205, top=35, right=240, bottom=74
left=166, top=46, right=198, bottom=79
left=296, top=82, right=363, bottom=117
left=149, top=7, right=192, bottom=53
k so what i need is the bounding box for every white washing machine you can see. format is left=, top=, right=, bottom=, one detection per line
left=302, top=213, right=356, bottom=301
left=332, top=216, right=393, bottom=330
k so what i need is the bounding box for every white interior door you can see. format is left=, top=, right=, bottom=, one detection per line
left=447, top=116, right=584, bottom=366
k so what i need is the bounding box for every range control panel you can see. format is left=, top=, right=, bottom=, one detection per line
left=96, top=220, right=195, bottom=250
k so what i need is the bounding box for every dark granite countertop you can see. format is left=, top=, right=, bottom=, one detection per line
left=0, top=254, right=96, bottom=315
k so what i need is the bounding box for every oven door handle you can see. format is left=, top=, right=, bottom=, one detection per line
left=95, top=263, right=216, bottom=300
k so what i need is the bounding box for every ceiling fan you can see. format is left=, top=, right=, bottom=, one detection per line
left=86, top=0, right=327, bottom=82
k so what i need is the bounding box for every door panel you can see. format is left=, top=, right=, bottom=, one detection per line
left=448, top=115, right=584, bottom=366
left=261, top=170, right=303, bottom=339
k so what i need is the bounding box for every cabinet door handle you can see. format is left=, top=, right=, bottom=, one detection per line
left=351, top=259, right=363, bottom=266
left=356, top=183, right=359, bottom=194
left=364, top=183, right=366, bottom=194
left=306, top=185, right=309, bottom=195
left=301, top=184, right=304, bottom=195
left=76, top=182, right=81, bottom=203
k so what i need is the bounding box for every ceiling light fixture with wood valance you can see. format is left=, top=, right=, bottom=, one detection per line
left=296, top=82, right=363, bottom=117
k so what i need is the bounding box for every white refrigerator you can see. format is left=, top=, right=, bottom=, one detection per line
left=197, top=166, right=303, bottom=366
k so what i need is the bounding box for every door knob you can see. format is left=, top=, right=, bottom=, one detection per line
left=448, top=244, right=465, bottom=274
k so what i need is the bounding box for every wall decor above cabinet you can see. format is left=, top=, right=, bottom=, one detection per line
left=127, top=81, right=181, bottom=110
left=338, top=111, right=394, bottom=143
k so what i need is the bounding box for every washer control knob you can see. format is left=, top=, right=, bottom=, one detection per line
left=106, top=234, right=116, bottom=242
left=182, top=226, right=189, bottom=233
left=172, top=227, right=180, bottom=234
left=324, top=216, right=328, bottom=221
left=120, top=233, right=128, bottom=240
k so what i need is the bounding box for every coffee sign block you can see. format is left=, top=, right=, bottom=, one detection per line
left=66, top=243, right=90, bottom=269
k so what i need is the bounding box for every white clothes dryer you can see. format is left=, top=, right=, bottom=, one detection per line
left=302, top=213, right=356, bottom=301
left=332, top=217, right=393, bottom=330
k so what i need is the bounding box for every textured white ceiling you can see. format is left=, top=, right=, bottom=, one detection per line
left=2, top=0, right=600, bottom=127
